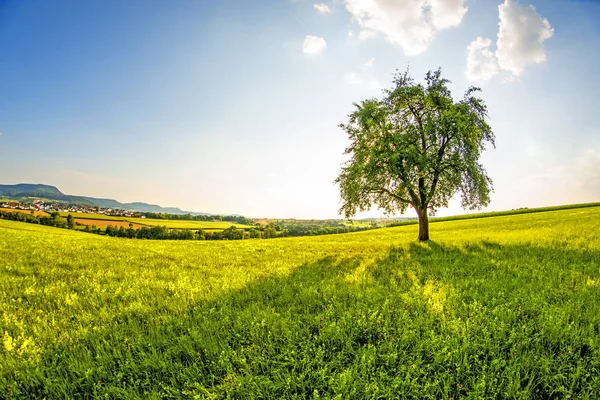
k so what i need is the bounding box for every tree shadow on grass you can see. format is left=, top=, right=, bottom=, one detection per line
left=3, top=242, right=600, bottom=399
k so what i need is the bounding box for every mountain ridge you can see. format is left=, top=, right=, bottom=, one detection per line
left=0, top=183, right=209, bottom=215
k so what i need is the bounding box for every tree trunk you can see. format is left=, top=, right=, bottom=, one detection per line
left=417, top=207, right=429, bottom=241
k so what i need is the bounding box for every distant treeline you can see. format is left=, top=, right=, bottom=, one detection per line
left=0, top=210, right=373, bottom=240
left=104, top=222, right=372, bottom=240
left=262, top=221, right=374, bottom=237
left=104, top=225, right=267, bottom=240
left=104, top=225, right=198, bottom=240
left=142, top=212, right=253, bottom=226
left=0, top=209, right=71, bottom=228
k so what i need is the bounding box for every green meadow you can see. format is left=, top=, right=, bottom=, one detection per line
left=1, top=206, right=600, bottom=398
left=125, top=218, right=252, bottom=230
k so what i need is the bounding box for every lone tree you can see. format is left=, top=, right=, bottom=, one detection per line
left=66, top=213, right=75, bottom=229
left=336, top=68, right=495, bottom=241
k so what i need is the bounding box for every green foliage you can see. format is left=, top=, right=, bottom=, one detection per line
left=265, top=220, right=371, bottom=237
left=248, top=228, right=262, bottom=239
left=1, top=206, right=600, bottom=398
left=142, top=212, right=254, bottom=226
left=0, top=209, right=67, bottom=228
left=66, top=214, right=74, bottom=229
left=263, top=226, right=278, bottom=239
left=336, top=68, right=495, bottom=240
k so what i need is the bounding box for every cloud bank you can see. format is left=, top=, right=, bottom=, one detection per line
left=345, top=0, right=467, bottom=56
left=466, top=0, right=554, bottom=81
left=466, top=37, right=499, bottom=82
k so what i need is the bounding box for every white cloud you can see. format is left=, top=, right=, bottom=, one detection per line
left=428, top=0, right=468, bottom=30
left=466, top=37, right=499, bottom=82
left=302, top=35, right=327, bottom=55
left=363, top=57, right=375, bottom=68
left=345, top=0, right=467, bottom=56
left=496, top=0, right=554, bottom=76
left=465, top=0, right=553, bottom=82
left=313, top=3, right=331, bottom=14
left=344, top=72, right=363, bottom=84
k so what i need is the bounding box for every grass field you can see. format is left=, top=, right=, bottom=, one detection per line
left=256, top=219, right=377, bottom=227
left=1, top=206, right=600, bottom=398
left=387, top=202, right=600, bottom=227
left=73, top=218, right=147, bottom=229
left=58, top=212, right=253, bottom=230
left=125, top=218, right=253, bottom=230
left=57, top=212, right=127, bottom=221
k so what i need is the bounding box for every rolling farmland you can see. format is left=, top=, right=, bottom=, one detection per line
left=125, top=218, right=252, bottom=230
left=72, top=218, right=147, bottom=229
left=1, top=206, right=600, bottom=398
left=58, top=212, right=253, bottom=231
left=0, top=208, right=49, bottom=217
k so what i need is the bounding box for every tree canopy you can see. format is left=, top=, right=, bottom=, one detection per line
left=336, top=68, right=495, bottom=241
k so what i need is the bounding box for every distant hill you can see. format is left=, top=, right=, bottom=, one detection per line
left=0, top=183, right=97, bottom=207
left=0, top=183, right=208, bottom=215
left=82, top=196, right=207, bottom=215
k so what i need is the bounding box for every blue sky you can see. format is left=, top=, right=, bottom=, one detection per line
left=0, top=0, right=598, bottom=218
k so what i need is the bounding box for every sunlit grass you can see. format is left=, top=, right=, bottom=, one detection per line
left=1, top=206, right=599, bottom=398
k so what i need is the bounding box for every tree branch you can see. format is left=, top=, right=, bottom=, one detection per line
left=407, top=104, right=426, bottom=150
left=366, top=186, right=412, bottom=205
left=393, top=157, right=420, bottom=207
left=427, top=135, right=451, bottom=200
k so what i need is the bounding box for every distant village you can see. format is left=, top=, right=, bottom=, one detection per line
left=0, top=199, right=145, bottom=218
